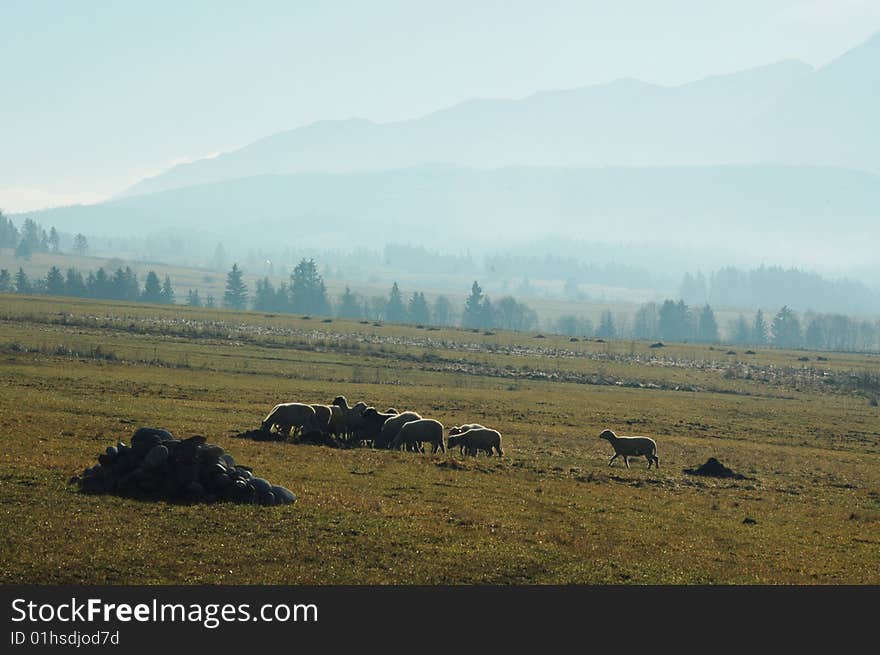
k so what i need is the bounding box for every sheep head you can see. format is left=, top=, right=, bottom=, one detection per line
left=599, top=429, right=616, bottom=442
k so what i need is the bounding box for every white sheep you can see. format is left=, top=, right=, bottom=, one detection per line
left=261, top=403, right=319, bottom=437
left=332, top=396, right=369, bottom=440
left=599, top=429, right=660, bottom=469
left=448, top=424, right=486, bottom=454
left=447, top=428, right=503, bottom=457
left=391, top=418, right=445, bottom=453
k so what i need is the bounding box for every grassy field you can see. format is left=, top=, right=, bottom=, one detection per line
left=0, top=294, right=878, bottom=584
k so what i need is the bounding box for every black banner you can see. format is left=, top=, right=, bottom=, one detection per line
left=1, top=585, right=875, bottom=650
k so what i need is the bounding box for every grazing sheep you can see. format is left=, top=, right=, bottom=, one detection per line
left=448, top=428, right=503, bottom=457
left=384, top=407, right=399, bottom=415
left=359, top=407, right=396, bottom=446
left=332, top=396, right=369, bottom=440
left=391, top=419, right=445, bottom=453
left=311, top=404, right=332, bottom=429
left=376, top=411, right=422, bottom=449
left=598, top=429, right=659, bottom=469
left=261, top=403, right=319, bottom=436
left=448, top=424, right=486, bottom=454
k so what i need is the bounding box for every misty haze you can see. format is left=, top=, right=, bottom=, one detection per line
left=2, top=2, right=880, bottom=594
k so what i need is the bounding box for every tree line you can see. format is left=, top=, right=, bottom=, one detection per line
left=555, top=300, right=880, bottom=352
left=216, top=260, right=538, bottom=330
left=0, top=212, right=89, bottom=259
left=679, top=265, right=880, bottom=316
left=0, top=265, right=176, bottom=304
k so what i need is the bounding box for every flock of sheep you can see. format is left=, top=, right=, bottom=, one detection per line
left=259, top=396, right=659, bottom=468
left=260, top=397, right=503, bottom=456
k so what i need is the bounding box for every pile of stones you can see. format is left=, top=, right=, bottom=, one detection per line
left=74, top=427, right=296, bottom=505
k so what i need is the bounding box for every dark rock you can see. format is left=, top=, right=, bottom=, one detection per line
left=132, top=427, right=174, bottom=447
left=143, top=444, right=169, bottom=469
left=272, top=486, right=297, bottom=505
left=251, top=477, right=273, bottom=496
left=743, top=517, right=758, bottom=525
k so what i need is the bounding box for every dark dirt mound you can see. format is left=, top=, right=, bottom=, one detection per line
left=684, top=457, right=747, bottom=480
left=74, top=427, right=296, bottom=505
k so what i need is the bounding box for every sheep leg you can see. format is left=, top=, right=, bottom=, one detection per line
left=608, top=453, right=618, bottom=467
left=623, top=455, right=630, bottom=469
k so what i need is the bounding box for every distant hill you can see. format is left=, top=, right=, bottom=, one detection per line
left=122, top=59, right=819, bottom=197
left=120, top=32, right=880, bottom=199
left=22, top=164, right=880, bottom=263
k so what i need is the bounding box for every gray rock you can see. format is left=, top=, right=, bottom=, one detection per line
left=251, top=477, right=272, bottom=496
left=144, top=444, right=170, bottom=468
left=272, top=485, right=297, bottom=505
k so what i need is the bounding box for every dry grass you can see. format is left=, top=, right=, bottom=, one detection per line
left=0, top=295, right=878, bottom=584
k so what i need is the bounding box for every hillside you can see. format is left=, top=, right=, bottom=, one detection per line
left=20, top=165, right=880, bottom=264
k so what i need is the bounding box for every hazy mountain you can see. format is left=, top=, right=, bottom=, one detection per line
left=123, top=59, right=818, bottom=197
left=748, top=31, right=880, bottom=172
left=24, top=164, right=880, bottom=268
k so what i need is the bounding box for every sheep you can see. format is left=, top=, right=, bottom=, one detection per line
left=359, top=407, right=396, bottom=446
left=384, top=407, right=399, bottom=415
left=448, top=424, right=486, bottom=454
left=376, top=411, right=422, bottom=449
left=332, top=396, right=369, bottom=440
left=447, top=428, right=503, bottom=457
left=310, top=404, right=346, bottom=437
left=261, top=403, right=319, bottom=437
left=391, top=419, right=445, bottom=453
left=598, top=429, right=659, bottom=469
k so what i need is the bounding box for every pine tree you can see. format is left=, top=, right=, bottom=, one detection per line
left=408, top=291, right=431, bottom=325
left=48, top=227, right=60, bottom=253
left=73, top=233, right=88, bottom=255
left=253, top=277, right=277, bottom=311
left=462, top=281, right=487, bottom=329
left=224, top=264, right=248, bottom=310
left=0, top=269, right=11, bottom=292
left=44, top=266, right=65, bottom=296
left=805, top=318, right=825, bottom=350
left=597, top=310, right=616, bottom=338
left=142, top=271, right=162, bottom=303
left=633, top=302, right=659, bottom=340
left=14, top=238, right=32, bottom=260
left=385, top=282, right=407, bottom=323
left=0, top=212, right=19, bottom=248
left=731, top=315, right=751, bottom=344
left=752, top=309, right=768, bottom=345
left=696, top=304, right=719, bottom=343
left=658, top=299, right=691, bottom=342
left=160, top=275, right=175, bottom=304
left=337, top=286, right=362, bottom=319
left=205, top=294, right=216, bottom=308
left=771, top=306, right=802, bottom=349
left=290, top=259, right=329, bottom=315
left=432, top=295, right=452, bottom=326
left=14, top=268, right=31, bottom=294
left=186, top=289, right=203, bottom=307
left=65, top=268, right=86, bottom=296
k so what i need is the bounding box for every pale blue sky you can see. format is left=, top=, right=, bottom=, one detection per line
left=2, top=0, right=879, bottom=211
